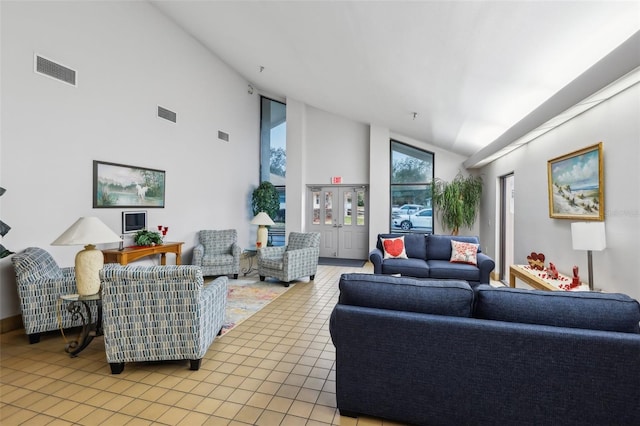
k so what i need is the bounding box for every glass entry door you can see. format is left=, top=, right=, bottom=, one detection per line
left=308, top=186, right=369, bottom=259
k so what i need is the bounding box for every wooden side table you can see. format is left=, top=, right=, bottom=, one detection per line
left=103, top=242, right=184, bottom=265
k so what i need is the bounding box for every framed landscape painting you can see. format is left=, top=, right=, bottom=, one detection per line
left=547, top=142, right=603, bottom=220
left=93, top=161, right=165, bottom=208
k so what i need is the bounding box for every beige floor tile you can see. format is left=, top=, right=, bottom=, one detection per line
left=233, top=404, right=263, bottom=424
left=214, top=400, right=244, bottom=419
left=157, top=406, right=191, bottom=425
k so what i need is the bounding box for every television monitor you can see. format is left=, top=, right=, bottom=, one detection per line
left=122, top=211, right=147, bottom=234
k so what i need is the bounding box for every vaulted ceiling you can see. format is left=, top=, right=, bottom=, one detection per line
left=152, top=1, right=640, bottom=164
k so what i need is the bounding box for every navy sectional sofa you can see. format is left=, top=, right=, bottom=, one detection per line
left=369, top=233, right=495, bottom=285
left=330, top=273, right=640, bottom=426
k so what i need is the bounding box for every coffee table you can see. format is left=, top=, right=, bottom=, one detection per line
left=509, top=264, right=589, bottom=291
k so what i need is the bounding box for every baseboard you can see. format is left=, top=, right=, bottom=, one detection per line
left=1, top=315, right=23, bottom=334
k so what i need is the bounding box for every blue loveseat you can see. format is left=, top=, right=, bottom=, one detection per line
left=330, top=273, right=640, bottom=426
left=369, top=233, right=495, bottom=285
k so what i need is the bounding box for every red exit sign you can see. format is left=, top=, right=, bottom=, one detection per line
left=331, top=176, right=342, bottom=184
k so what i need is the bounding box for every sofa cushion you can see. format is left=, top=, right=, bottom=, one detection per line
left=474, top=285, right=640, bottom=333
left=380, top=236, right=408, bottom=259
left=427, top=260, right=480, bottom=282
left=377, top=233, right=426, bottom=260
left=426, top=235, right=481, bottom=261
left=450, top=240, right=479, bottom=265
left=381, top=258, right=430, bottom=278
left=338, top=273, right=474, bottom=317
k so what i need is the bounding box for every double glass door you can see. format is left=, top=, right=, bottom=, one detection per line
left=308, top=186, right=369, bottom=259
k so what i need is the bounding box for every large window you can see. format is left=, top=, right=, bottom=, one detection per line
left=260, top=97, right=286, bottom=245
left=390, top=140, right=434, bottom=234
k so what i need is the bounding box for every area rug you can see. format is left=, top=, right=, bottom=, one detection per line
left=318, top=257, right=366, bottom=267
left=207, top=277, right=293, bottom=335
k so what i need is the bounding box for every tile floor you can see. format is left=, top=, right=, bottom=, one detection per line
left=1, top=263, right=407, bottom=425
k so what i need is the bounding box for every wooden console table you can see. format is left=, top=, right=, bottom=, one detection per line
left=509, top=264, right=588, bottom=291
left=103, top=242, right=184, bottom=266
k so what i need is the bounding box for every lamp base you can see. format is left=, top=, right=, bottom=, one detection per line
left=257, top=226, right=268, bottom=248
left=75, top=244, right=103, bottom=295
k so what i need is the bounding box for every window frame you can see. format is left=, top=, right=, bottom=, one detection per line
left=389, top=140, right=435, bottom=234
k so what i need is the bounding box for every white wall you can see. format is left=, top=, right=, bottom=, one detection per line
left=0, top=1, right=260, bottom=318
left=479, top=84, right=640, bottom=299
left=304, top=106, right=370, bottom=185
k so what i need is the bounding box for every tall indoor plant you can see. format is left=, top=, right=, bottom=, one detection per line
left=432, top=172, right=483, bottom=235
left=251, top=181, right=280, bottom=219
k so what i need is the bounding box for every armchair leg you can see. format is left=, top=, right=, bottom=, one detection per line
left=190, top=359, right=202, bottom=371
left=310, top=275, right=315, bottom=280
left=109, top=362, right=125, bottom=374
left=259, top=276, right=265, bottom=281
left=284, top=282, right=290, bottom=287
left=28, top=333, right=41, bottom=344
left=233, top=274, right=238, bottom=279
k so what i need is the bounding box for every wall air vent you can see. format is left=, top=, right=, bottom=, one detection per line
left=157, top=106, right=177, bottom=123
left=34, top=55, right=77, bottom=86
left=218, top=131, right=230, bottom=142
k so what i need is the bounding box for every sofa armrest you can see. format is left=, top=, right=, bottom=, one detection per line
left=368, top=249, right=383, bottom=274
left=258, top=246, right=286, bottom=259
left=231, top=243, right=241, bottom=259
left=476, top=253, right=495, bottom=284
left=200, top=275, right=227, bottom=347
left=192, top=244, right=205, bottom=266
left=282, top=247, right=319, bottom=269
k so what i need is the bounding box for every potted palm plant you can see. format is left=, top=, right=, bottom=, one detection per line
left=432, top=172, right=483, bottom=235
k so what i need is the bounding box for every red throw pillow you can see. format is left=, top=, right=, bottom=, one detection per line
left=381, top=236, right=408, bottom=259
left=450, top=240, right=479, bottom=265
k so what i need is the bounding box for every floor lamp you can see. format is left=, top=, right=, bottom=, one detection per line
left=52, top=217, right=123, bottom=295
left=571, top=222, right=606, bottom=291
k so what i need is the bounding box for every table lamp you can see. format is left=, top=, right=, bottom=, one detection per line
left=52, top=216, right=122, bottom=295
left=250, top=212, right=275, bottom=248
left=571, top=221, right=606, bottom=291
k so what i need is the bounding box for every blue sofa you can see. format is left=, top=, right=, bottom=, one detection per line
left=330, top=273, right=640, bottom=426
left=369, top=233, right=495, bottom=285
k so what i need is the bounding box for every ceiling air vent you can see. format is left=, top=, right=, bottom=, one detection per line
left=157, top=106, right=177, bottom=123
left=34, top=55, right=76, bottom=86
left=218, top=131, right=229, bottom=142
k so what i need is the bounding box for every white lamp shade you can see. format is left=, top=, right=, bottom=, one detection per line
left=250, top=212, right=275, bottom=226
left=52, top=217, right=122, bottom=246
left=571, top=222, right=606, bottom=251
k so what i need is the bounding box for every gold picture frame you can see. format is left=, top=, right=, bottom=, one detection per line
left=547, top=142, right=603, bottom=220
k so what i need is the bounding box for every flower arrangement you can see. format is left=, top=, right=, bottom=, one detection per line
left=134, top=229, right=163, bottom=246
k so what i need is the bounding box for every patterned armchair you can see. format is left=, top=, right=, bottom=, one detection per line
left=100, top=264, right=227, bottom=374
left=192, top=229, right=241, bottom=279
left=12, top=247, right=97, bottom=344
left=258, top=232, right=320, bottom=286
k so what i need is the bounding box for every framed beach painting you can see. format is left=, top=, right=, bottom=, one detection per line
left=547, top=142, right=603, bottom=220
left=93, top=160, right=165, bottom=208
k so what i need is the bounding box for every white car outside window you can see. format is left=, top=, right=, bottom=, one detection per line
left=392, top=208, right=432, bottom=231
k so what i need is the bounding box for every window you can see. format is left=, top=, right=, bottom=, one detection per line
left=390, top=140, right=434, bottom=234
left=260, top=97, right=286, bottom=245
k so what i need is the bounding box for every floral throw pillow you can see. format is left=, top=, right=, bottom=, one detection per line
left=450, top=240, right=479, bottom=265
left=381, top=236, right=408, bottom=259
